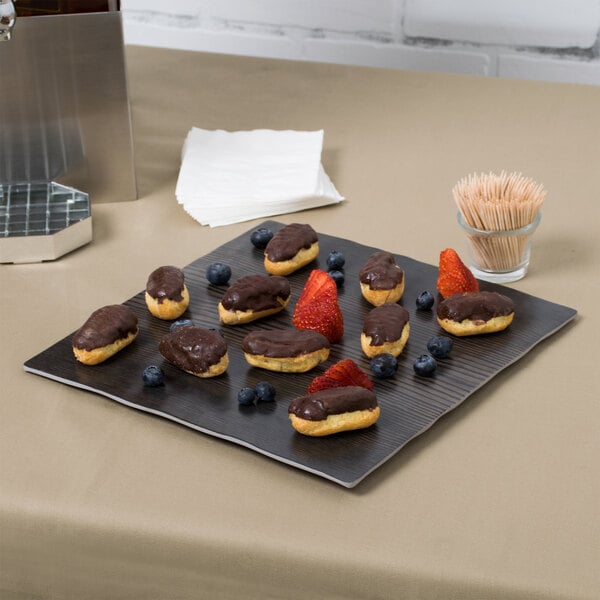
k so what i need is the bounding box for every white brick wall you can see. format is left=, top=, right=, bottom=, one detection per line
left=121, top=0, right=600, bottom=86
left=404, top=0, right=600, bottom=48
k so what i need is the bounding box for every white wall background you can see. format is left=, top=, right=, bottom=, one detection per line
left=121, top=0, right=600, bottom=86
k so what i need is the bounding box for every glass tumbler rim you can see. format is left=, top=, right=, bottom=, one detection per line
left=457, top=210, right=541, bottom=236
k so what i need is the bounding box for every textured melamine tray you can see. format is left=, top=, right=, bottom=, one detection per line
left=24, top=221, right=577, bottom=487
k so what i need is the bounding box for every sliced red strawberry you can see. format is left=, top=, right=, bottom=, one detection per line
left=323, top=358, right=373, bottom=390
left=307, top=359, right=373, bottom=394
left=292, top=270, right=344, bottom=343
left=436, top=248, right=479, bottom=299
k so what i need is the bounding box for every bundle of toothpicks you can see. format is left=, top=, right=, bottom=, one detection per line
left=453, top=171, right=547, bottom=272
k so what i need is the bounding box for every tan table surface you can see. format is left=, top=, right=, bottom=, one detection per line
left=1, top=46, right=599, bottom=600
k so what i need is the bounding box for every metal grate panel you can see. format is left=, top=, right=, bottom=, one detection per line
left=0, top=181, right=90, bottom=238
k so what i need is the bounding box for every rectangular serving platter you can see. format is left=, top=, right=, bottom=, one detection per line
left=24, top=221, right=577, bottom=487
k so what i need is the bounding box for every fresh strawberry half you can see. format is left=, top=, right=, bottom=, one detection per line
left=307, top=359, right=373, bottom=394
left=292, top=269, right=344, bottom=343
left=436, top=248, right=479, bottom=299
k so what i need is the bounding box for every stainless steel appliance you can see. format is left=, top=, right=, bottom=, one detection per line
left=1, top=2, right=137, bottom=262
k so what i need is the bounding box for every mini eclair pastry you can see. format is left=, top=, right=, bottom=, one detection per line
left=72, top=304, right=139, bottom=365
left=361, top=303, right=410, bottom=358
left=288, top=386, right=380, bottom=437
left=241, top=329, right=330, bottom=372
left=264, top=223, right=319, bottom=276
left=159, top=326, right=228, bottom=377
left=436, top=291, right=515, bottom=336
left=359, top=251, right=405, bottom=306
left=145, top=265, right=190, bottom=320
left=218, top=274, right=291, bottom=325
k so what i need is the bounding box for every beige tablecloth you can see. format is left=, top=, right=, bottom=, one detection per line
left=1, top=46, right=599, bottom=600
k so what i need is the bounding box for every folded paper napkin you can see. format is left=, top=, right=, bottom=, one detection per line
left=175, top=128, right=344, bottom=227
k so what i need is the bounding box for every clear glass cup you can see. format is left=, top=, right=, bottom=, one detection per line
left=457, top=211, right=541, bottom=283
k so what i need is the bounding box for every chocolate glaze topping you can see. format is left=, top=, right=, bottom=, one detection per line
left=220, top=274, right=290, bottom=312
left=72, top=305, right=138, bottom=350
left=159, top=327, right=227, bottom=374
left=288, top=386, right=378, bottom=421
left=264, top=223, right=318, bottom=262
left=437, top=291, right=515, bottom=323
left=363, top=303, right=409, bottom=346
left=359, top=251, right=404, bottom=290
left=242, top=329, right=329, bottom=358
left=146, top=265, right=185, bottom=303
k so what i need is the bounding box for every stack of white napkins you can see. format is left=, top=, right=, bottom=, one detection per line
left=175, top=128, right=344, bottom=227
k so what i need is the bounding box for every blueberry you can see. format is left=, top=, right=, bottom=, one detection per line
left=250, top=227, right=274, bottom=249
left=370, top=353, right=398, bottom=378
left=328, top=269, right=345, bottom=287
left=206, top=262, right=231, bottom=286
left=416, top=291, right=435, bottom=311
left=255, top=381, right=276, bottom=403
left=237, top=386, right=257, bottom=406
left=413, top=354, right=437, bottom=377
left=326, top=250, right=346, bottom=270
left=427, top=336, right=453, bottom=359
left=142, top=365, right=164, bottom=387
left=169, top=319, right=194, bottom=332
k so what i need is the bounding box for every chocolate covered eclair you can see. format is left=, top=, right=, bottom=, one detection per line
left=359, top=251, right=405, bottom=306
left=145, top=265, right=190, bottom=320
left=288, top=386, right=380, bottom=436
left=159, top=326, right=229, bottom=377
left=436, top=291, right=515, bottom=336
left=218, top=274, right=291, bottom=324
left=361, top=303, right=410, bottom=358
left=72, top=304, right=139, bottom=365
left=264, top=223, right=319, bottom=276
left=242, top=328, right=330, bottom=372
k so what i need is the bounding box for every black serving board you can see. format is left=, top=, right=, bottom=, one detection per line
left=24, top=221, right=577, bottom=487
